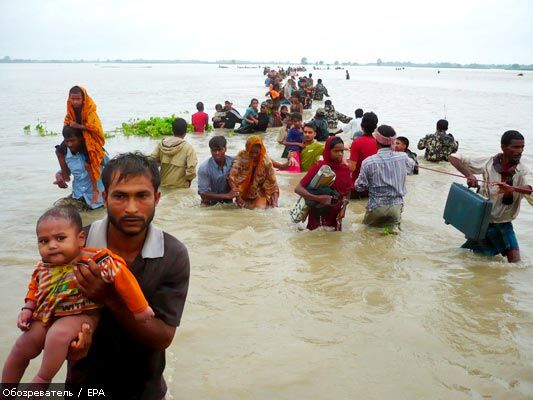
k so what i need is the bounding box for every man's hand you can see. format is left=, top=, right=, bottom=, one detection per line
left=17, top=309, right=33, bottom=331
left=90, top=187, right=99, bottom=205
left=466, top=175, right=478, bottom=188
left=492, top=182, right=514, bottom=196
left=69, top=121, right=84, bottom=130
left=74, top=259, right=113, bottom=305
left=225, top=189, right=240, bottom=200
left=53, top=171, right=69, bottom=189
left=67, top=323, right=93, bottom=361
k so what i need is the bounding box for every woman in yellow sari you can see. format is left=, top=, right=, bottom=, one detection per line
left=229, top=135, right=280, bottom=209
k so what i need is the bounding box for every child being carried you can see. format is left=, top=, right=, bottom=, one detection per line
left=2, top=206, right=153, bottom=386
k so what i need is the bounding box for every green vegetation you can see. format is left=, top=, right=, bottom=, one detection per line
left=24, top=121, right=59, bottom=136
left=121, top=115, right=212, bottom=137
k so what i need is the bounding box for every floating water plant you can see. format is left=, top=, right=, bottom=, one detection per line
left=23, top=121, right=59, bottom=136
left=121, top=115, right=212, bottom=137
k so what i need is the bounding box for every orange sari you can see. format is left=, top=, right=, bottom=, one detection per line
left=64, top=86, right=105, bottom=183
left=229, top=135, right=279, bottom=206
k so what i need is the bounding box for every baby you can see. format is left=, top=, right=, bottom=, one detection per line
left=2, top=206, right=154, bottom=385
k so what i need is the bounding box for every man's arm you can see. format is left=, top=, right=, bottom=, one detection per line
left=74, top=262, right=176, bottom=350
left=149, top=144, right=161, bottom=165
left=185, top=147, right=198, bottom=183
left=447, top=155, right=478, bottom=187
left=198, top=165, right=238, bottom=203
left=355, top=163, right=369, bottom=191
left=417, top=136, right=427, bottom=150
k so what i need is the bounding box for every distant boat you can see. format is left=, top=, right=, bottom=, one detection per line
left=517, top=73, right=524, bottom=76
left=218, top=65, right=229, bottom=69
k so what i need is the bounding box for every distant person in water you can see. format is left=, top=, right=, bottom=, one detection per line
left=393, top=136, right=419, bottom=174
left=312, top=79, right=330, bottom=101
left=223, top=100, right=242, bottom=129
left=346, top=70, right=350, bottom=80
left=448, top=130, right=532, bottom=263
left=235, top=101, right=269, bottom=134
left=150, top=117, right=198, bottom=188
left=198, top=136, right=239, bottom=206
left=212, top=104, right=227, bottom=128
left=56, top=86, right=106, bottom=207
left=53, top=126, right=108, bottom=211
left=229, top=135, right=279, bottom=209
left=417, top=119, right=459, bottom=162
left=191, top=101, right=209, bottom=133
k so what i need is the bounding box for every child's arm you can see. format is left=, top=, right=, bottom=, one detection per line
left=21, top=268, right=40, bottom=330
left=282, top=140, right=304, bottom=148
left=18, top=300, right=36, bottom=331
left=84, top=249, right=154, bottom=321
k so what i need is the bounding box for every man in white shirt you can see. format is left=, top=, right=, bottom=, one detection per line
left=336, top=108, right=364, bottom=143
left=448, top=130, right=532, bottom=262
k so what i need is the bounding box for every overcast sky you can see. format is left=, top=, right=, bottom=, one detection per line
left=1, top=0, right=532, bottom=64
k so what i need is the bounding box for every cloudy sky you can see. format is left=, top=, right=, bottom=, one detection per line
left=1, top=0, right=532, bottom=64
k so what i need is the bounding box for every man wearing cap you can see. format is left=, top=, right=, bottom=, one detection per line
left=355, top=124, right=416, bottom=228
left=223, top=100, right=243, bottom=129
left=309, top=108, right=330, bottom=142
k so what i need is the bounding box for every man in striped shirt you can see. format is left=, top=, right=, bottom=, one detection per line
left=355, top=125, right=416, bottom=227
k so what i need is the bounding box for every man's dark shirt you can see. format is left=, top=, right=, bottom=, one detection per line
left=67, top=218, right=190, bottom=400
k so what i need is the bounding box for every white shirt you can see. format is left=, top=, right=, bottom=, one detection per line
left=341, top=117, right=363, bottom=140
left=457, top=153, right=533, bottom=223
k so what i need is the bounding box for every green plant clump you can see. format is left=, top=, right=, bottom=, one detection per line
left=24, top=121, right=59, bottom=136
left=121, top=115, right=212, bottom=137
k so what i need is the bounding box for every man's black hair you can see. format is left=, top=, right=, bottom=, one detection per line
left=436, top=119, right=448, bottom=132
left=172, top=118, right=188, bottom=137
left=37, top=206, right=82, bottom=233
left=396, top=136, right=410, bottom=148
left=501, top=130, right=524, bottom=146
left=355, top=108, right=364, bottom=118
left=101, top=152, right=160, bottom=192
left=291, top=112, right=303, bottom=121
left=209, top=135, right=227, bottom=149
left=62, top=125, right=83, bottom=139
left=317, top=78, right=322, bottom=84
left=196, top=102, right=204, bottom=111
left=303, top=123, right=316, bottom=131
left=324, top=100, right=332, bottom=107
left=361, top=112, right=378, bottom=135
left=69, top=86, right=84, bottom=96
left=377, top=125, right=396, bottom=138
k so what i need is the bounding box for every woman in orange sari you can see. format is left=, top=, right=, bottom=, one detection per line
left=229, top=136, right=280, bottom=209
left=55, top=86, right=106, bottom=204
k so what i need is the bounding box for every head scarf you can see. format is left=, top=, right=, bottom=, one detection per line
left=374, top=130, right=396, bottom=146
left=231, top=135, right=268, bottom=198
left=64, top=85, right=105, bottom=183
left=316, top=137, right=353, bottom=196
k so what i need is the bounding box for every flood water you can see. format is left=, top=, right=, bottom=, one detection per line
left=0, top=63, right=532, bottom=399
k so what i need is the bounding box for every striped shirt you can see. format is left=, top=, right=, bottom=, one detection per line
left=356, top=148, right=415, bottom=210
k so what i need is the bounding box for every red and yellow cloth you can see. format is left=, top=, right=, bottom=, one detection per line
left=25, top=247, right=148, bottom=325
left=64, top=86, right=106, bottom=183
